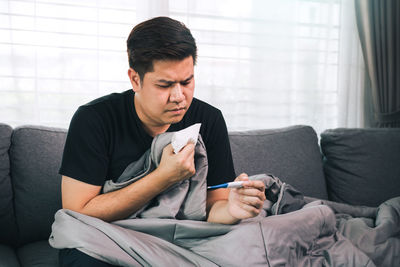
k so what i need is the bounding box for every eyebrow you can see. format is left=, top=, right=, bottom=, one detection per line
left=157, top=74, right=194, bottom=85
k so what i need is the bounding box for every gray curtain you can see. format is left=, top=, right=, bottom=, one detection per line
left=355, top=0, right=400, bottom=127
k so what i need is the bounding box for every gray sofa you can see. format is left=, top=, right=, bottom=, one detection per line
left=0, top=123, right=399, bottom=267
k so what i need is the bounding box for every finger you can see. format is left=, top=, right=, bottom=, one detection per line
left=239, top=195, right=265, bottom=209
left=180, top=142, right=195, bottom=154
left=186, top=144, right=195, bottom=161
left=237, top=200, right=262, bottom=215
left=235, top=173, right=249, bottom=182
left=244, top=180, right=265, bottom=191
left=237, top=188, right=266, bottom=201
left=187, top=138, right=196, bottom=145
left=163, top=144, right=174, bottom=154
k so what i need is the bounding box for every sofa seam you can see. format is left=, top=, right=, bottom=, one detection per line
left=229, top=126, right=314, bottom=137
left=13, top=126, right=67, bottom=134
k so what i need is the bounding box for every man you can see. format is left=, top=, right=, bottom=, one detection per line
left=58, top=16, right=266, bottom=266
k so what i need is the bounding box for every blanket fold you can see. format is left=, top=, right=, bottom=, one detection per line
left=103, top=132, right=208, bottom=221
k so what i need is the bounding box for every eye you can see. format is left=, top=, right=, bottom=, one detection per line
left=180, top=81, right=190, bottom=86
left=157, top=84, right=171, bottom=88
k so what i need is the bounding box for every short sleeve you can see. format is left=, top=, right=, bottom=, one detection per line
left=59, top=106, right=109, bottom=186
left=203, top=110, right=236, bottom=186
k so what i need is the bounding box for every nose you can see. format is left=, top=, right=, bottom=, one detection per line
left=169, top=83, right=184, bottom=103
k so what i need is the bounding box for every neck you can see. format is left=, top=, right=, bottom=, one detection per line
left=134, top=94, right=170, bottom=137
left=142, top=124, right=170, bottom=137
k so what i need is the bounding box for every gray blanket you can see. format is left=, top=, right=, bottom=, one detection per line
left=49, top=131, right=400, bottom=267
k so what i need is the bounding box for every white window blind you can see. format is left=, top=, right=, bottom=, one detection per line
left=0, top=0, right=364, bottom=133
left=0, top=0, right=134, bottom=128
left=170, top=0, right=360, bottom=133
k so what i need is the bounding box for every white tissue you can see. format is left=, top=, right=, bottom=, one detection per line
left=171, top=123, right=201, bottom=154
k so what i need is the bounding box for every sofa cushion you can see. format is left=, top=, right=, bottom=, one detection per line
left=17, top=240, right=59, bottom=267
left=321, top=128, right=400, bottom=207
left=10, top=126, right=66, bottom=245
left=229, top=125, right=328, bottom=199
left=0, top=123, right=18, bottom=246
left=0, top=244, right=20, bottom=267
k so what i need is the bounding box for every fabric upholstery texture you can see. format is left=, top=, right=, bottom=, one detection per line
left=17, top=241, right=59, bottom=267
left=321, top=128, right=400, bottom=206
left=0, top=244, right=20, bottom=267
left=229, top=125, right=328, bottom=199
left=0, top=123, right=18, bottom=246
left=10, top=126, right=66, bottom=245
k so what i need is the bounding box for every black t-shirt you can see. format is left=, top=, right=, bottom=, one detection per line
left=59, top=89, right=236, bottom=186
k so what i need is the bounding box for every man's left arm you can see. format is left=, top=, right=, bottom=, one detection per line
left=206, top=173, right=266, bottom=224
left=201, top=109, right=266, bottom=224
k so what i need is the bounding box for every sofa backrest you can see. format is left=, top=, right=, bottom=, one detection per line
left=10, top=125, right=66, bottom=246
left=0, top=123, right=18, bottom=246
left=321, top=127, right=400, bottom=207
left=229, top=125, right=328, bottom=199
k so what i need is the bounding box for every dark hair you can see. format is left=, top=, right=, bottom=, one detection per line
left=127, top=16, right=197, bottom=81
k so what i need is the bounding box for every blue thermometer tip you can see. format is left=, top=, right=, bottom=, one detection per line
left=207, top=181, right=244, bottom=190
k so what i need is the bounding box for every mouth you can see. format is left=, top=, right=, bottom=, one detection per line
left=167, top=107, right=186, bottom=115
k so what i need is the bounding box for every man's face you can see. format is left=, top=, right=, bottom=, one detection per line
left=129, top=56, right=195, bottom=136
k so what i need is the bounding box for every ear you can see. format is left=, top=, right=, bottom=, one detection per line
left=128, top=68, right=141, bottom=92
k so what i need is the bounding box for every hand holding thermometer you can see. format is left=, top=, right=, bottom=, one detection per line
left=207, top=181, right=244, bottom=190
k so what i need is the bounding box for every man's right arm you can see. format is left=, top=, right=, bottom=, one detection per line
left=62, top=143, right=195, bottom=222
